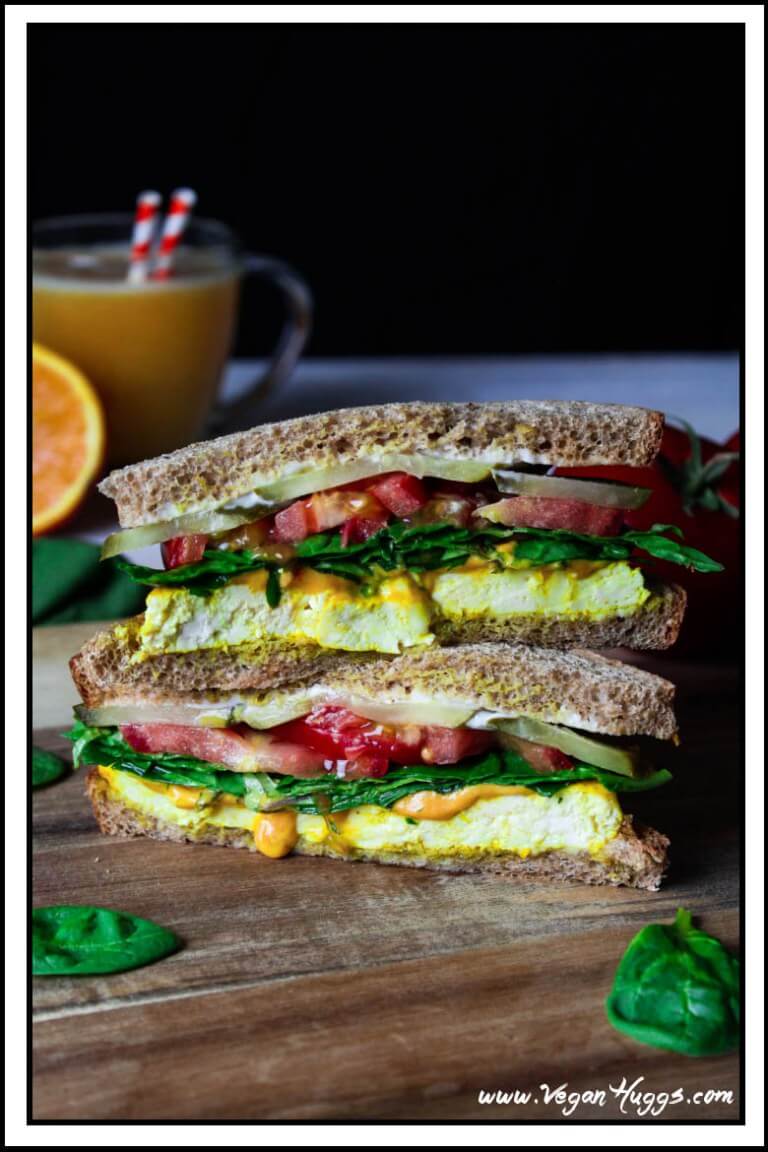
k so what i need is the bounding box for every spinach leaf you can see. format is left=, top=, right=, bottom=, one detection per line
left=66, top=722, right=671, bottom=814
left=291, top=519, right=716, bottom=574
left=621, top=528, right=724, bottom=572
left=114, top=517, right=722, bottom=601
left=113, top=550, right=279, bottom=598
left=33, top=905, right=180, bottom=976
left=510, top=535, right=632, bottom=565
left=65, top=721, right=247, bottom=796
left=505, top=523, right=723, bottom=572
left=606, top=908, right=740, bottom=1056
left=32, top=746, right=68, bottom=789
left=265, top=567, right=282, bottom=608
left=262, top=753, right=671, bottom=813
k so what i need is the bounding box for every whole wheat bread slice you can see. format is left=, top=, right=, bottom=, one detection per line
left=72, top=633, right=677, bottom=739
left=86, top=769, right=669, bottom=890
left=99, top=401, right=664, bottom=527
left=70, top=620, right=369, bottom=707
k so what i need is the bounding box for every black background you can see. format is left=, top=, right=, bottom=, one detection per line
left=29, top=22, right=743, bottom=357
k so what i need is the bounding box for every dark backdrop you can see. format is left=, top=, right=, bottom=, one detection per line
left=29, top=23, right=743, bottom=356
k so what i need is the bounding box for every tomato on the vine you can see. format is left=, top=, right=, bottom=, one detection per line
left=557, top=420, right=741, bottom=655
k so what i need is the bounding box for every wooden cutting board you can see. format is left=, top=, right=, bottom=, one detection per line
left=32, top=624, right=741, bottom=1121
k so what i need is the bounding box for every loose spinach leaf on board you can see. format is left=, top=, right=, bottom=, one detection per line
left=114, top=519, right=722, bottom=600
left=606, top=908, right=740, bottom=1056
left=33, top=906, right=180, bottom=976
left=32, top=746, right=68, bottom=789
left=66, top=722, right=671, bottom=814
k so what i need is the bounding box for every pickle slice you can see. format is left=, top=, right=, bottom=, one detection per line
left=252, top=453, right=493, bottom=503
left=492, top=469, right=651, bottom=509
left=101, top=454, right=495, bottom=557
left=80, top=692, right=476, bottom=733
left=495, top=716, right=642, bottom=777
left=100, top=508, right=274, bottom=559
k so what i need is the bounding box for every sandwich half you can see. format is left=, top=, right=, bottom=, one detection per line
left=69, top=644, right=675, bottom=890
left=97, top=402, right=719, bottom=671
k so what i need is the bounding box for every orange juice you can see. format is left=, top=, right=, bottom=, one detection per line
left=33, top=243, right=240, bottom=465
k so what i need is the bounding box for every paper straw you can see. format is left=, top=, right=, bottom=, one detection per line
left=127, top=190, right=162, bottom=283
left=152, top=188, right=197, bottom=280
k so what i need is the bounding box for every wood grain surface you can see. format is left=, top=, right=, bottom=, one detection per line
left=33, top=620, right=110, bottom=730
left=32, top=626, right=742, bottom=1122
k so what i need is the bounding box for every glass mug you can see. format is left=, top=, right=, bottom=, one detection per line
left=32, top=214, right=312, bottom=466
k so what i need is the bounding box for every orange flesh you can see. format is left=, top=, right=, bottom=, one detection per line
left=32, top=344, right=104, bottom=533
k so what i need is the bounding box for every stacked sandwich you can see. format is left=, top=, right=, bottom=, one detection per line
left=69, top=402, right=720, bottom=889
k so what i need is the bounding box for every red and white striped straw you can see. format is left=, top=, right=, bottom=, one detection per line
left=151, top=188, right=197, bottom=280
left=127, top=190, right=162, bottom=282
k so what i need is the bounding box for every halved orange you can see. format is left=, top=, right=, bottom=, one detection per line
left=32, top=343, right=105, bottom=535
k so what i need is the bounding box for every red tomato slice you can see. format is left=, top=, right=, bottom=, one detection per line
left=419, top=726, right=495, bottom=764
left=502, top=733, right=573, bottom=773
left=272, top=707, right=493, bottom=767
left=161, top=534, right=208, bottom=569
left=242, top=731, right=333, bottom=777
left=271, top=710, right=395, bottom=762
left=478, top=496, right=624, bottom=535
left=340, top=514, right=390, bottom=546
left=273, top=490, right=389, bottom=542
left=334, top=753, right=390, bottom=779
left=272, top=501, right=312, bottom=542
left=121, top=723, right=253, bottom=769
left=119, top=723, right=328, bottom=777
left=368, top=472, right=428, bottom=516
left=120, top=711, right=498, bottom=782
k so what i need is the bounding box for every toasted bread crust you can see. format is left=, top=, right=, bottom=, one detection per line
left=70, top=621, right=369, bottom=705
left=71, top=629, right=677, bottom=739
left=99, top=401, right=664, bottom=527
left=86, top=769, right=669, bottom=890
left=326, top=642, right=678, bottom=739
left=432, top=583, right=686, bottom=652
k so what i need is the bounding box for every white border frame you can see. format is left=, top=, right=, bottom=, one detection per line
left=7, top=4, right=764, bottom=1146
